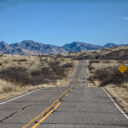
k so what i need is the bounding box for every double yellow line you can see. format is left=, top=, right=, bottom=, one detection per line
left=23, top=61, right=82, bottom=128
left=23, top=87, right=73, bottom=128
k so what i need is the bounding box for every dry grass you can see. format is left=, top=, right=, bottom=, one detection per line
left=64, top=46, right=128, bottom=113
left=0, top=79, right=53, bottom=101
left=105, top=85, right=128, bottom=113
left=86, top=59, right=128, bottom=113
left=0, top=54, right=77, bottom=101
left=64, top=46, right=128, bottom=60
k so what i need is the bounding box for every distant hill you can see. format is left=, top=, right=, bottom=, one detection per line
left=103, top=43, right=128, bottom=48
left=73, top=46, right=128, bottom=60
left=62, top=42, right=102, bottom=52
left=0, top=41, right=25, bottom=54
left=10, top=40, right=67, bottom=55
left=0, top=40, right=127, bottom=55
left=103, top=43, right=118, bottom=48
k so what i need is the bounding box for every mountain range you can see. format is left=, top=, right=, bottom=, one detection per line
left=0, top=40, right=127, bottom=55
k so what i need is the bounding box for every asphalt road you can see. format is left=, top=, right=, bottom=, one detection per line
left=0, top=60, right=128, bottom=128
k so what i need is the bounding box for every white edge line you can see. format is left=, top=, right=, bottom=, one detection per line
left=0, top=60, right=80, bottom=105
left=103, top=88, right=128, bottom=120
left=0, top=88, right=43, bottom=105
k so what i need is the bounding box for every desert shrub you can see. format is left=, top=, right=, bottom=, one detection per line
left=31, top=67, right=55, bottom=79
left=117, top=60, right=123, bottom=63
left=31, top=69, right=43, bottom=77
left=43, top=58, right=48, bottom=63
left=4, top=60, right=9, bottom=63
left=13, top=59, right=18, bottom=62
left=49, top=61, right=65, bottom=76
left=64, top=55, right=74, bottom=59
left=38, top=55, right=46, bottom=57
left=88, top=65, right=94, bottom=72
left=95, top=55, right=100, bottom=59
left=62, top=63, right=73, bottom=68
left=91, top=67, right=128, bottom=86
left=89, top=60, right=100, bottom=63
left=0, top=59, right=74, bottom=86
left=87, top=77, right=94, bottom=83
left=56, top=54, right=63, bottom=58
left=0, top=66, right=55, bottom=86
left=18, top=59, right=27, bottom=62
left=0, top=54, right=3, bottom=57
left=88, top=61, right=94, bottom=71
left=48, top=61, right=73, bottom=77
left=38, top=55, right=44, bottom=62
left=0, top=67, right=29, bottom=85
left=30, top=67, right=56, bottom=85
left=48, top=61, right=60, bottom=72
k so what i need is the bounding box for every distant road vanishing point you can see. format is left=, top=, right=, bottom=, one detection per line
left=0, top=60, right=128, bottom=128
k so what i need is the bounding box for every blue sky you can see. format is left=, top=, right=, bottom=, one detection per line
left=0, top=0, right=128, bottom=46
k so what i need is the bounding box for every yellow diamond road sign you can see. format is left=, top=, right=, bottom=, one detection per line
left=118, top=65, right=127, bottom=74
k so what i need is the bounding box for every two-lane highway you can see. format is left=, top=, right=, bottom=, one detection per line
left=0, top=60, right=128, bottom=128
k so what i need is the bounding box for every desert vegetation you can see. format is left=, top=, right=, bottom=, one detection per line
left=89, top=66, right=128, bottom=87
left=0, top=54, right=77, bottom=101
left=63, top=46, right=128, bottom=114
left=64, top=46, right=128, bottom=60
left=87, top=60, right=128, bottom=86
left=86, top=59, right=128, bottom=113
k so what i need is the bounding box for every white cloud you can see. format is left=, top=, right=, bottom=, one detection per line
left=122, top=17, right=128, bottom=20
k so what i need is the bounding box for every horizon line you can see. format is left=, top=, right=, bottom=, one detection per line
left=0, top=40, right=127, bottom=46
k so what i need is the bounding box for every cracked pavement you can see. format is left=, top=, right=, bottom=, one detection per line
left=0, top=60, right=128, bottom=128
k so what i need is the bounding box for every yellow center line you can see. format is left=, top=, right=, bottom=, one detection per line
left=65, top=94, right=68, bottom=96
left=22, top=61, right=81, bottom=128
left=32, top=102, right=61, bottom=128
left=22, top=99, right=58, bottom=128
left=22, top=87, right=72, bottom=128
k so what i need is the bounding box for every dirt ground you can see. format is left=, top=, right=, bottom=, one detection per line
left=86, top=59, right=128, bottom=114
